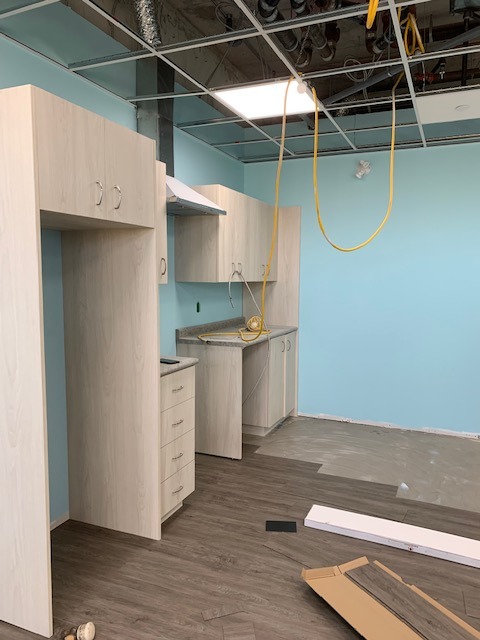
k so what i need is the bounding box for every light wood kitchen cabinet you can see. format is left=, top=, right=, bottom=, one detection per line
left=33, top=86, right=155, bottom=227
left=155, top=161, right=168, bottom=284
left=104, top=119, right=155, bottom=227
left=160, top=365, right=196, bottom=521
left=35, top=88, right=106, bottom=219
left=175, top=184, right=277, bottom=283
left=243, top=331, right=297, bottom=433
left=0, top=85, right=160, bottom=638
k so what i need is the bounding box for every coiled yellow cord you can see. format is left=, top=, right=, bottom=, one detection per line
left=401, top=10, right=425, bottom=55
left=311, top=72, right=403, bottom=252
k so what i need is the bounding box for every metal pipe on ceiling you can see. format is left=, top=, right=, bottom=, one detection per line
left=323, top=22, right=480, bottom=106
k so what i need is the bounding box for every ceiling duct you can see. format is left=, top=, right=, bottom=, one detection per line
left=134, top=0, right=162, bottom=48
left=257, top=0, right=312, bottom=67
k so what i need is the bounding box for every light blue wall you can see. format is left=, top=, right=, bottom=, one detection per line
left=160, top=129, right=245, bottom=355
left=245, top=142, right=480, bottom=434
left=0, top=34, right=137, bottom=524
left=41, top=231, right=69, bottom=523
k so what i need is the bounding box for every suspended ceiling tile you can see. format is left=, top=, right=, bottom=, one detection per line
left=417, top=88, right=480, bottom=124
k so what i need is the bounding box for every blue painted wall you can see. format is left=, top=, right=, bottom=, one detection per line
left=41, top=231, right=69, bottom=523
left=160, top=129, right=244, bottom=355
left=245, top=142, right=480, bottom=434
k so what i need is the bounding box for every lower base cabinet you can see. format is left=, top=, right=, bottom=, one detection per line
left=160, top=366, right=196, bottom=521
left=243, top=331, right=297, bottom=433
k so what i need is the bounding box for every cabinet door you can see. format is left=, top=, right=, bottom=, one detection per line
left=218, top=187, right=247, bottom=282
left=34, top=88, right=106, bottom=219
left=268, top=336, right=287, bottom=427
left=155, top=161, right=168, bottom=284
left=105, top=119, right=155, bottom=227
left=284, top=332, right=296, bottom=416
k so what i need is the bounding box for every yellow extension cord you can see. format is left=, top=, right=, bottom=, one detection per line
left=366, top=0, right=379, bottom=30
left=311, top=71, right=403, bottom=252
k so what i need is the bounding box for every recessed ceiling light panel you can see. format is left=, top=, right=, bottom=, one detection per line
left=212, top=80, right=315, bottom=120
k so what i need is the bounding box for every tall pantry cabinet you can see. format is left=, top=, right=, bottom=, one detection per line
left=0, top=85, right=161, bottom=638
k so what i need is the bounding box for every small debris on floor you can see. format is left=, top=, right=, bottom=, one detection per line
left=222, top=621, right=256, bottom=640
left=265, top=520, right=297, bottom=532
left=202, top=602, right=244, bottom=621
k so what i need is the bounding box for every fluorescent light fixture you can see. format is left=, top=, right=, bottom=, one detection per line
left=212, top=80, right=315, bottom=120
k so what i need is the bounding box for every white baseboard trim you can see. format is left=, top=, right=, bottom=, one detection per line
left=298, top=412, right=479, bottom=440
left=305, top=504, right=480, bottom=568
left=50, top=512, right=69, bottom=531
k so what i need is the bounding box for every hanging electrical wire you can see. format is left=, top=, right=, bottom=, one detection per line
left=400, top=9, right=425, bottom=55
left=366, top=0, right=379, bottom=30
left=311, top=72, right=404, bottom=252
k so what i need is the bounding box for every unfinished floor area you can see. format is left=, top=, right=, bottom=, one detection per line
left=3, top=436, right=480, bottom=640
left=249, top=417, right=480, bottom=513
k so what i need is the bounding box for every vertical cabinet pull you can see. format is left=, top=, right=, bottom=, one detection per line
left=238, top=262, right=242, bottom=274
left=95, top=180, right=103, bottom=206
left=160, top=257, right=167, bottom=276
left=113, top=185, right=122, bottom=209
left=262, top=264, right=266, bottom=276
left=281, top=340, right=285, bottom=352
left=287, top=339, right=291, bottom=351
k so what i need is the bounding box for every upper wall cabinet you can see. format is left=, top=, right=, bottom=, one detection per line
left=174, top=184, right=278, bottom=283
left=33, top=87, right=155, bottom=227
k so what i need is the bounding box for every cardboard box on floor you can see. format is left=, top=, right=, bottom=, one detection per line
left=302, top=556, right=480, bottom=640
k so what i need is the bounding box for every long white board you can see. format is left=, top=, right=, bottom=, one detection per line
left=304, top=505, right=480, bottom=568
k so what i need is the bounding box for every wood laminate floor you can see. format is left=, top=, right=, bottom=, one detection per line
left=2, top=444, right=480, bottom=640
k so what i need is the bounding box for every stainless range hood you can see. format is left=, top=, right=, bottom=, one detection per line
left=166, top=175, right=226, bottom=216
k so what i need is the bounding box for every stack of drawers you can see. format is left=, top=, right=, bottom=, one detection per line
left=160, top=366, right=196, bottom=521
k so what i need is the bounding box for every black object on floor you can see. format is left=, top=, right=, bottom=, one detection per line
left=266, top=520, right=297, bottom=533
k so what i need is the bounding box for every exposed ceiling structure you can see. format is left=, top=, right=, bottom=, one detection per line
left=1, top=0, right=480, bottom=161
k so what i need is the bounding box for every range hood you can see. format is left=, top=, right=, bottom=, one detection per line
left=166, top=175, right=226, bottom=216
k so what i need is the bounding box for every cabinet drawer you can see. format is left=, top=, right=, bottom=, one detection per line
left=161, top=462, right=195, bottom=517
left=161, top=430, right=195, bottom=481
left=161, top=397, right=195, bottom=446
left=161, top=367, right=195, bottom=411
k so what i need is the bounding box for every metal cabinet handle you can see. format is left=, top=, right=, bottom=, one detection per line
left=160, top=257, right=167, bottom=276
left=95, top=180, right=103, bottom=206
left=281, top=340, right=285, bottom=352
left=172, top=452, right=184, bottom=461
left=172, top=485, right=184, bottom=494
left=238, top=262, right=242, bottom=274
left=172, top=419, right=184, bottom=427
left=172, top=385, right=184, bottom=393
left=262, top=264, right=266, bottom=276
left=287, top=339, right=291, bottom=351
left=113, top=184, right=122, bottom=209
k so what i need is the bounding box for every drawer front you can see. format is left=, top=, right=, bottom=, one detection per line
left=161, top=430, right=195, bottom=482
left=161, top=462, right=195, bottom=517
left=161, top=397, right=195, bottom=446
left=161, top=367, right=195, bottom=411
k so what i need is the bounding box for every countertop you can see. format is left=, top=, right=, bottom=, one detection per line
left=160, top=356, right=198, bottom=377
left=176, top=317, right=297, bottom=349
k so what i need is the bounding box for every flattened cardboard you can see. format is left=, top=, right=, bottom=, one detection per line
left=302, top=558, right=480, bottom=640
left=302, top=567, right=422, bottom=640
